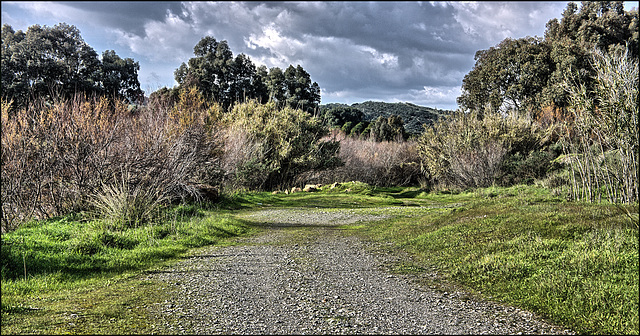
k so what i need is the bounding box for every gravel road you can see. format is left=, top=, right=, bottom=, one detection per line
left=144, top=208, right=575, bottom=334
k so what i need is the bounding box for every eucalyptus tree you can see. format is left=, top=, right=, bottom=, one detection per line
left=284, top=64, right=321, bottom=114
left=100, top=50, right=143, bottom=103
left=176, top=36, right=321, bottom=113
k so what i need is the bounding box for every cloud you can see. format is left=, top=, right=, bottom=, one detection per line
left=2, top=1, right=574, bottom=109
left=111, top=9, right=196, bottom=63
left=449, top=1, right=568, bottom=44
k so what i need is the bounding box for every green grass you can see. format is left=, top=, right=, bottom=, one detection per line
left=1, top=203, right=258, bottom=334
left=348, top=184, right=639, bottom=335
left=2, top=182, right=638, bottom=334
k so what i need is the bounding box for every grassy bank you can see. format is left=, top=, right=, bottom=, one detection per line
left=2, top=183, right=638, bottom=334
left=0, top=203, right=258, bottom=334
left=348, top=185, right=639, bottom=335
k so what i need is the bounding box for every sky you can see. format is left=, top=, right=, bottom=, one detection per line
left=2, top=1, right=637, bottom=110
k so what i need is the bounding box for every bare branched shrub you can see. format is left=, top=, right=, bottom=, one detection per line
left=1, top=89, right=223, bottom=232
left=304, top=130, right=421, bottom=187
left=418, top=109, right=544, bottom=190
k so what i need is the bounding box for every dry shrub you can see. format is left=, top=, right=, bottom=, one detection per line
left=1, top=90, right=223, bottom=232
left=562, top=47, right=638, bottom=203
left=303, top=130, right=421, bottom=187
left=418, top=109, right=544, bottom=190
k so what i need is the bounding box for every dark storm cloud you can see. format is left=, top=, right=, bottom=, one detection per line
left=2, top=1, right=573, bottom=109
left=54, top=1, right=184, bottom=36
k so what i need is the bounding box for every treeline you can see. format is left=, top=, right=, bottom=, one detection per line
left=319, top=101, right=448, bottom=137
left=157, top=36, right=320, bottom=113
left=1, top=23, right=143, bottom=108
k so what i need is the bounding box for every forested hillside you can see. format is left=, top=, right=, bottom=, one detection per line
left=319, top=101, right=450, bottom=135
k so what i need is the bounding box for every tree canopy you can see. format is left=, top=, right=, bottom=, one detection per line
left=1, top=23, right=143, bottom=108
left=457, top=1, right=638, bottom=117
left=174, top=36, right=321, bottom=113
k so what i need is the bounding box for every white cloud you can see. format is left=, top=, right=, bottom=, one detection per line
left=449, top=1, right=566, bottom=46
left=2, top=1, right=575, bottom=109
left=111, top=9, right=195, bottom=63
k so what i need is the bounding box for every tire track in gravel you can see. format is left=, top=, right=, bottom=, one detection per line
left=144, top=208, right=575, bottom=335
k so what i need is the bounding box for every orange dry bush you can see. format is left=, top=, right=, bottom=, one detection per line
left=1, top=94, right=223, bottom=232
left=305, top=131, right=420, bottom=187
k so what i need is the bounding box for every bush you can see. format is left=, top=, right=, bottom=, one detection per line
left=1, top=90, right=224, bottom=232
left=220, top=100, right=341, bottom=191
left=418, top=109, right=550, bottom=190
left=561, top=47, right=638, bottom=203
left=304, top=131, right=421, bottom=187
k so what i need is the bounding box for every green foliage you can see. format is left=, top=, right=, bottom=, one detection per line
left=341, top=121, right=354, bottom=134
left=283, top=64, right=321, bottom=113
left=100, top=50, right=143, bottom=103
left=458, top=36, right=553, bottom=115
left=353, top=101, right=446, bottom=135
left=319, top=101, right=447, bottom=136
left=349, top=121, right=369, bottom=137
left=499, top=143, right=564, bottom=186
left=321, top=106, right=365, bottom=128
left=369, top=114, right=408, bottom=141
left=221, top=100, right=341, bottom=190
left=174, top=36, right=320, bottom=112
left=543, top=1, right=638, bottom=108
left=418, top=110, right=551, bottom=189
left=458, top=1, right=638, bottom=115
left=1, top=23, right=142, bottom=109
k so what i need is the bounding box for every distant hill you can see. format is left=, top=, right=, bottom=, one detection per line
left=319, top=101, right=451, bottom=135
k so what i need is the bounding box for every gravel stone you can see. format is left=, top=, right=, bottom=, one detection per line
left=144, top=208, right=575, bottom=335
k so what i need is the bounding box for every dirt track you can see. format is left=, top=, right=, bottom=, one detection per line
left=144, top=208, right=574, bottom=334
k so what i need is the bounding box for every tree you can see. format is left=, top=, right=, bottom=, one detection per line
left=284, top=65, right=321, bottom=114
left=457, top=37, right=553, bottom=116
left=175, top=36, right=321, bottom=112
left=100, top=50, right=143, bottom=103
left=369, top=115, right=407, bottom=142
left=221, top=100, right=341, bottom=190
left=264, top=66, right=287, bottom=105
left=175, top=36, right=270, bottom=110
left=457, top=1, right=638, bottom=116
left=321, top=106, right=364, bottom=128
left=543, top=1, right=638, bottom=109
left=1, top=23, right=143, bottom=108
left=349, top=121, right=369, bottom=137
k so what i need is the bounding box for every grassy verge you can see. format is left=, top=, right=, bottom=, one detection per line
left=347, top=185, right=639, bottom=335
left=2, top=182, right=638, bottom=335
left=1, top=203, right=258, bottom=334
